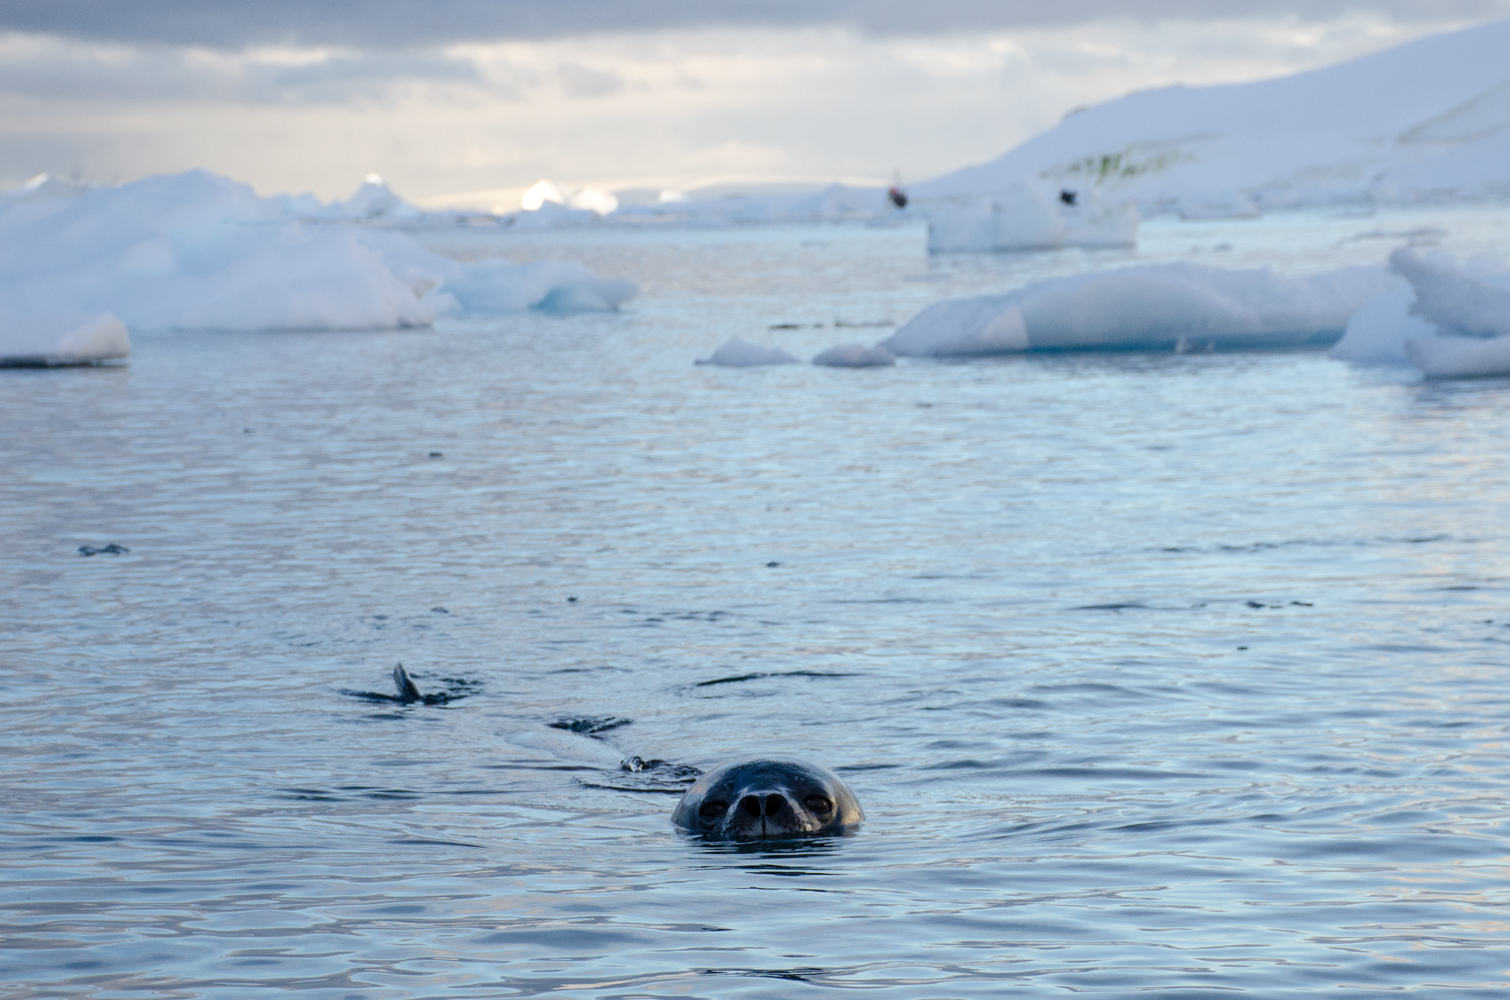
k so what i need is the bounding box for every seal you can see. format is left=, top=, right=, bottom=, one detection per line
left=671, top=757, right=864, bottom=839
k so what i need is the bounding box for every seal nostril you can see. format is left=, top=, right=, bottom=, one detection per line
left=739, top=795, right=762, bottom=817
left=764, top=794, right=785, bottom=816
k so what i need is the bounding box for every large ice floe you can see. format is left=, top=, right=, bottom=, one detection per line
left=914, top=18, right=1510, bottom=214
left=1332, top=248, right=1510, bottom=378
left=882, top=263, right=1394, bottom=357
left=0, top=170, right=636, bottom=366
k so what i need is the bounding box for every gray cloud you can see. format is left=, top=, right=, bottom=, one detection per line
left=0, top=46, right=492, bottom=106
left=555, top=63, right=625, bottom=99
left=4, top=0, right=1509, bottom=50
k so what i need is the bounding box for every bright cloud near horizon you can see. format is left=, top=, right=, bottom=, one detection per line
left=2, top=1, right=1507, bottom=209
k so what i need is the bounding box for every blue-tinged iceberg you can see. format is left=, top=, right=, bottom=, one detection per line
left=882, top=263, right=1393, bottom=357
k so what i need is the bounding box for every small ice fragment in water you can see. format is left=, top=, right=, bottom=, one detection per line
left=697, top=339, right=799, bottom=367
left=812, top=343, right=896, bottom=367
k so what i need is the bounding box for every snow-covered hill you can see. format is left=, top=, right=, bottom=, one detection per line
left=915, top=18, right=1510, bottom=214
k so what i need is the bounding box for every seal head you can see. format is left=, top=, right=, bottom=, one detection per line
left=671, top=757, right=864, bottom=839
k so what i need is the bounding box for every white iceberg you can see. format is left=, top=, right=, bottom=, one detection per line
left=1390, top=248, right=1510, bottom=338
left=1407, top=334, right=1510, bottom=379
left=696, top=339, right=800, bottom=367
left=0, top=169, right=638, bottom=349
left=1327, top=280, right=1433, bottom=365
left=882, top=263, right=1394, bottom=357
left=1360, top=248, right=1510, bottom=378
left=519, top=179, right=619, bottom=218
left=926, top=182, right=1138, bottom=253
left=812, top=343, right=896, bottom=368
left=912, top=19, right=1510, bottom=212
left=338, top=174, right=423, bottom=220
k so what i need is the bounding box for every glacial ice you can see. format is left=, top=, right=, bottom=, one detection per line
left=812, top=343, right=897, bottom=368
left=1407, top=334, right=1510, bottom=379
left=1362, top=248, right=1510, bottom=378
left=914, top=19, right=1510, bottom=212
left=697, top=339, right=800, bottom=367
left=520, top=179, right=619, bottom=217
left=0, top=170, right=638, bottom=365
left=882, top=263, right=1395, bottom=357
left=1327, top=280, right=1433, bottom=365
left=1389, top=248, right=1510, bottom=338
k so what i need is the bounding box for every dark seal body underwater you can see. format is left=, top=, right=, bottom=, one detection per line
left=672, top=758, right=864, bottom=839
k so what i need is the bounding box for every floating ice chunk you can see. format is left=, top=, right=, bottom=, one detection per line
left=1378, top=248, right=1510, bottom=377
left=697, top=339, right=800, bottom=367
left=926, top=181, right=1137, bottom=253
left=339, top=174, right=423, bottom=220
left=812, top=343, right=896, bottom=367
left=883, top=262, right=1393, bottom=356
left=0, top=312, right=129, bottom=366
left=521, top=179, right=569, bottom=211
left=533, top=278, right=639, bottom=313
left=1389, top=248, right=1510, bottom=338
left=1328, top=279, right=1432, bottom=364
left=567, top=187, right=619, bottom=215
left=518, top=179, right=618, bottom=217
left=0, top=170, right=637, bottom=333
left=1407, top=334, right=1510, bottom=378
left=422, top=253, right=636, bottom=313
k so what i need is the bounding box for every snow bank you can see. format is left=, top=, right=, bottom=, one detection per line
left=0, top=170, right=638, bottom=360
left=812, top=343, right=896, bottom=367
left=913, top=19, right=1510, bottom=211
left=696, top=339, right=799, bottom=367
left=927, top=182, right=1138, bottom=253
left=882, top=263, right=1394, bottom=356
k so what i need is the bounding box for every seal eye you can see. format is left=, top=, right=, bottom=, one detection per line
left=699, top=800, right=727, bottom=821
left=804, top=796, right=833, bottom=814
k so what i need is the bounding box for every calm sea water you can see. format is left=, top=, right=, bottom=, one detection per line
left=5, top=206, right=1510, bottom=998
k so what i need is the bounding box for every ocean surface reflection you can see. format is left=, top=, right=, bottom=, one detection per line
left=5, top=207, right=1510, bottom=997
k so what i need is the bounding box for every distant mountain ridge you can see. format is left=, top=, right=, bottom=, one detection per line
left=915, top=18, right=1510, bottom=213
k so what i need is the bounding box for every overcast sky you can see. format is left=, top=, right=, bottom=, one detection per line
left=2, top=1, right=1507, bottom=206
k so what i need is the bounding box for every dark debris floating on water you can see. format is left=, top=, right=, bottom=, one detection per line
left=78, top=544, right=129, bottom=556
left=340, top=663, right=478, bottom=706
left=549, top=716, right=631, bottom=736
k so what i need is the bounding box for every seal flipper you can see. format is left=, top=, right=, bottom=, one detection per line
left=393, top=663, right=423, bottom=704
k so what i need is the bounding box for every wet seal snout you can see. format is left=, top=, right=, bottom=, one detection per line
left=671, top=757, right=863, bottom=840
